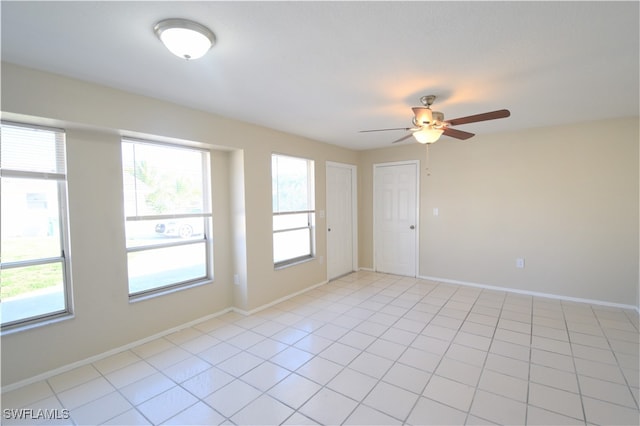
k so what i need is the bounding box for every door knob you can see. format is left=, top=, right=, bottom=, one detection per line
left=409, top=225, right=415, bottom=230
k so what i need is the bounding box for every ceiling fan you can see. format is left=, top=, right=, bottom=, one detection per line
left=360, top=95, right=510, bottom=144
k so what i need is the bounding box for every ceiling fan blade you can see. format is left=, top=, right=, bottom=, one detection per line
left=391, top=133, right=414, bottom=144
left=442, top=127, right=475, bottom=140
left=446, top=109, right=511, bottom=126
left=359, top=127, right=412, bottom=133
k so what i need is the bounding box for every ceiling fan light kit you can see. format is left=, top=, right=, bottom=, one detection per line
left=154, top=18, right=216, bottom=60
left=413, top=127, right=444, bottom=144
left=360, top=95, right=510, bottom=145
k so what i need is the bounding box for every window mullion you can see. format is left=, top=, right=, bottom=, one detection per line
left=126, top=213, right=212, bottom=221
left=0, top=169, right=66, bottom=180
left=126, top=238, right=205, bottom=253
left=273, top=226, right=312, bottom=234
left=273, top=210, right=315, bottom=216
left=1, top=257, right=64, bottom=270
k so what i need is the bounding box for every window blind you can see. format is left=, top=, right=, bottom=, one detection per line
left=1, top=122, right=66, bottom=175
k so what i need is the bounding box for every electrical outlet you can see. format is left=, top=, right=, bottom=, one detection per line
left=516, top=258, right=525, bottom=269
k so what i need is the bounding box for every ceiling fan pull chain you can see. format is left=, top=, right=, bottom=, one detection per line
left=425, top=144, right=431, bottom=176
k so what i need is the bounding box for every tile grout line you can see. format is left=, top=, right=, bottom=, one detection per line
left=464, top=286, right=510, bottom=425
left=354, top=276, right=451, bottom=425
left=398, top=279, right=459, bottom=425
left=332, top=274, right=436, bottom=425
left=106, top=339, right=201, bottom=426
left=276, top=272, right=395, bottom=425
left=338, top=273, right=415, bottom=423
left=337, top=274, right=414, bottom=425
left=589, top=303, right=640, bottom=411
left=524, top=295, right=535, bottom=426
left=562, top=301, right=588, bottom=425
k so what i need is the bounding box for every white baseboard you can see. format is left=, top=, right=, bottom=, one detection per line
left=232, top=279, right=328, bottom=316
left=1, top=307, right=233, bottom=394
left=418, top=275, right=639, bottom=312
left=2, top=279, right=329, bottom=393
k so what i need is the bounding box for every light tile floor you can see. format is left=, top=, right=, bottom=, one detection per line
left=3, top=272, right=639, bottom=425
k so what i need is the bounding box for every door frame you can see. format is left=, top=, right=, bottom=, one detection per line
left=326, top=161, right=358, bottom=278
left=373, top=160, right=420, bottom=277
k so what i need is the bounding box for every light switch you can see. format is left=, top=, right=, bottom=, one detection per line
left=433, top=208, right=439, bottom=216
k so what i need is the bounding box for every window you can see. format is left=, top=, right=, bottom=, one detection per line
left=1, top=122, right=71, bottom=329
left=272, top=154, right=315, bottom=267
left=122, top=139, right=212, bottom=297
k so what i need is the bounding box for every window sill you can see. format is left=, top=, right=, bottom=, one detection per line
left=274, top=256, right=316, bottom=271
left=0, top=312, right=75, bottom=336
left=128, top=278, right=214, bottom=303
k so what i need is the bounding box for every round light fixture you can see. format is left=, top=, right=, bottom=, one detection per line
left=413, top=126, right=444, bottom=144
left=154, top=18, right=215, bottom=60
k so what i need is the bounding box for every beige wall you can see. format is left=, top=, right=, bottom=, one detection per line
left=1, top=63, right=357, bottom=386
left=1, top=62, right=637, bottom=388
left=359, top=117, right=639, bottom=305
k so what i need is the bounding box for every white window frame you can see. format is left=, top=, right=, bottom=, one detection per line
left=0, top=121, right=73, bottom=331
left=272, top=153, right=315, bottom=268
left=122, top=138, right=213, bottom=298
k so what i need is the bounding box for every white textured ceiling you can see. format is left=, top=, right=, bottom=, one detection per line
left=2, top=1, right=638, bottom=150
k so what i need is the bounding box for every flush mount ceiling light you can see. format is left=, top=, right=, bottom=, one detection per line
left=154, top=18, right=216, bottom=60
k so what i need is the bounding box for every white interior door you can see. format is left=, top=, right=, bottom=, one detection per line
left=326, top=162, right=356, bottom=280
left=374, top=161, right=418, bottom=276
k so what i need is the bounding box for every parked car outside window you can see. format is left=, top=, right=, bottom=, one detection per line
left=155, top=217, right=204, bottom=238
